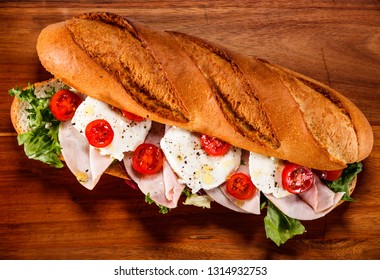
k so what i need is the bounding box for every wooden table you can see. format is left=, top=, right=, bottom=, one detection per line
left=0, top=0, right=379, bottom=260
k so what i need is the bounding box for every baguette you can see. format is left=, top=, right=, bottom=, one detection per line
left=9, top=12, right=373, bottom=245
left=34, top=12, right=373, bottom=171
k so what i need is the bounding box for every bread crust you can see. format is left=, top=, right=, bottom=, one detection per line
left=10, top=95, right=24, bottom=135
left=34, top=12, right=373, bottom=171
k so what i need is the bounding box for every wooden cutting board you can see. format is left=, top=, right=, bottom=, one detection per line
left=0, top=0, right=379, bottom=259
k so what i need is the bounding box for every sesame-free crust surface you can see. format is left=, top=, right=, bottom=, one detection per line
left=1, top=0, right=379, bottom=259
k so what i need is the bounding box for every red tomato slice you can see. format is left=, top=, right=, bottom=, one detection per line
left=132, top=143, right=164, bottom=175
left=85, top=119, right=114, bottom=148
left=313, top=169, right=343, bottom=181
left=49, top=89, right=82, bottom=121
left=200, top=134, right=230, bottom=156
left=282, top=163, right=314, bottom=194
left=226, top=173, right=256, bottom=200
left=121, top=110, right=145, bottom=122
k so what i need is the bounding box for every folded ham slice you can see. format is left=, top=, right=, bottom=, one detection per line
left=211, top=150, right=261, bottom=214
left=265, top=177, right=345, bottom=220
left=123, top=123, right=185, bottom=209
left=299, top=176, right=343, bottom=213
left=59, top=121, right=113, bottom=190
left=205, top=188, right=249, bottom=213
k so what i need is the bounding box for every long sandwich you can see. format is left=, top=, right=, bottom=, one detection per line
left=9, top=12, right=373, bottom=245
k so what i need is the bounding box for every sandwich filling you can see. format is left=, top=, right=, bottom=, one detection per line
left=10, top=79, right=362, bottom=246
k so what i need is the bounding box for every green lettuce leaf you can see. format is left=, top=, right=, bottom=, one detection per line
left=9, top=84, right=63, bottom=168
left=264, top=201, right=306, bottom=246
left=325, top=162, right=362, bottom=202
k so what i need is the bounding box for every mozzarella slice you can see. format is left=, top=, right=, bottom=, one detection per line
left=248, top=152, right=292, bottom=198
left=160, top=127, right=241, bottom=193
left=71, top=96, right=151, bottom=160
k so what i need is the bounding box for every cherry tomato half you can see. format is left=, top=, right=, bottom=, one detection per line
left=49, top=89, right=82, bottom=121
left=200, top=134, right=230, bottom=156
left=282, top=163, right=315, bottom=194
left=121, top=110, right=145, bottom=122
left=85, top=119, right=114, bottom=148
left=313, top=169, right=343, bottom=181
left=132, top=143, right=164, bottom=175
left=226, top=173, right=256, bottom=200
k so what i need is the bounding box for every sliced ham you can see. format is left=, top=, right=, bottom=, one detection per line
left=218, top=150, right=261, bottom=214
left=162, top=159, right=185, bottom=206
left=266, top=177, right=345, bottom=220
left=58, top=121, right=113, bottom=190
left=205, top=188, right=249, bottom=213
left=123, top=123, right=185, bottom=209
left=299, top=176, right=342, bottom=212
left=59, top=117, right=343, bottom=219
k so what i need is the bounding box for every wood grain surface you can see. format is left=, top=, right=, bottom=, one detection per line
left=0, top=0, right=379, bottom=260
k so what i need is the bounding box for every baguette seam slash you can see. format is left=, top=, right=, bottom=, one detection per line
left=169, top=31, right=280, bottom=149
left=262, top=61, right=356, bottom=165
left=67, top=13, right=190, bottom=123
left=296, top=75, right=359, bottom=162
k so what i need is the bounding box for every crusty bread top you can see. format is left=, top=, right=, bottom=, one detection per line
left=36, top=12, right=373, bottom=170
